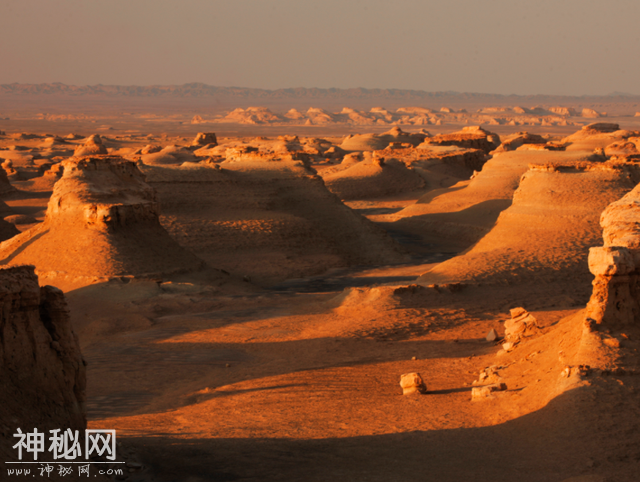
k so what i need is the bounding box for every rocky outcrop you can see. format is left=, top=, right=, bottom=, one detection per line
left=141, top=145, right=198, bottom=165
left=392, top=148, right=593, bottom=251
left=493, top=132, right=546, bottom=152
left=0, top=156, right=204, bottom=289
left=584, top=184, right=640, bottom=329
left=142, top=160, right=406, bottom=283
left=549, top=106, right=577, bottom=116
left=562, top=123, right=639, bottom=152
left=223, top=145, right=312, bottom=167
left=340, top=127, right=426, bottom=151
left=568, top=182, right=640, bottom=371
left=417, top=161, right=640, bottom=297
left=191, top=132, right=218, bottom=147
left=419, top=126, right=500, bottom=154
left=321, top=156, right=425, bottom=200
left=582, top=108, right=604, bottom=118
left=223, top=107, right=282, bottom=124
left=73, top=134, right=108, bottom=157
left=0, top=160, right=16, bottom=196
left=0, top=265, right=86, bottom=463
left=604, top=138, right=640, bottom=159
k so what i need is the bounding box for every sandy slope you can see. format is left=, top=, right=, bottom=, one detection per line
left=418, top=162, right=639, bottom=301
left=143, top=160, right=406, bottom=284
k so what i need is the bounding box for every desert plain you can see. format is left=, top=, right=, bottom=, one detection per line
left=2, top=87, right=640, bottom=482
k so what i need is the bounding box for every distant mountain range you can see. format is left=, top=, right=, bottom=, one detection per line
left=1, top=83, right=639, bottom=103
left=2, top=84, right=639, bottom=117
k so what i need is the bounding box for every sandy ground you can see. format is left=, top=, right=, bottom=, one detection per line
left=3, top=116, right=640, bottom=482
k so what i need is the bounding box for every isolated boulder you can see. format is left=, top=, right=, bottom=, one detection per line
left=504, top=308, right=538, bottom=342
left=400, top=373, right=427, bottom=395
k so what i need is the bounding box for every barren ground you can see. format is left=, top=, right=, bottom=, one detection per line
left=3, top=112, right=640, bottom=482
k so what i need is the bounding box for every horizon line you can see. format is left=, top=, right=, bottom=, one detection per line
left=1, top=82, right=639, bottom=99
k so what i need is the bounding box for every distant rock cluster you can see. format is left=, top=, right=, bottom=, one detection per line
left=193, top=104, right=604, bottom=127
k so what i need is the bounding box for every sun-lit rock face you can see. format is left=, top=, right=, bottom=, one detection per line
left=0, top=265, right=86, bottom=463
left=585, top=184, right=640, bottom=329
left=570, top=180, right=640, bottom=372
left=419, top=126, right=500, bottom=154
left=0, top=156, right=204, bottom=287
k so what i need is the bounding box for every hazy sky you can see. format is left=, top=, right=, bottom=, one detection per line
left=1, top=0, right=639, bottom=95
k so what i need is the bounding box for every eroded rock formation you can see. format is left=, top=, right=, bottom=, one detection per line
left=417, top=161, right=640, bottom=297
left=340, top=127, right=426, bottom=151
left=73, top=134, right=108, bottom=157
left=0, top=156, right=204, bottom=288
left=419, top=126, right=500, bottom=154
left=0, top=265, right=86, bottom=463
left=142, top=159, right=405, bottom=283
left=585, top=184, right=640, bottom=330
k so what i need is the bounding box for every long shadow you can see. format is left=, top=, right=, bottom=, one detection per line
left=393, top=198, right=512, bottom=228
left=85, top=336, right=496, bottom=419
left=269, top=275, right=419, bottom=293
left=351, top=206, right=405, bottom=215
left=115, top=386, right=627, bottom=482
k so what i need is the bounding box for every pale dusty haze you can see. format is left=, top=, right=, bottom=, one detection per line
left=1, top=0, right=639, bottom=95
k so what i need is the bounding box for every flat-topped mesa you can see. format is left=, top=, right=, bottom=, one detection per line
left=582, top=122, right=619, bottom=133
left=0, top=265, right=85, bottom=463
left=419, top=126, right=500, bottom=154
left=0, top=156, right=204, bottom=287
left=73, top=134, right=108, bottom=157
